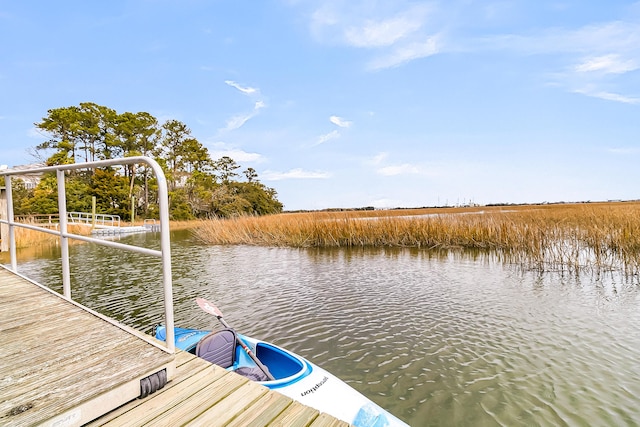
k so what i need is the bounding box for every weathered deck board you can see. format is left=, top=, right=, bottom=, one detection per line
left=224, top=390, right=294, bottom=427
left=0, top=267, right=175, bottom=427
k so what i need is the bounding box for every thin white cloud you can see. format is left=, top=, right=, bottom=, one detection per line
left=473, top=21, right=640, bottom=55
left=368, top=36, right=440, bottom=70
left=224, top=114, right=252, bottom=131
left=344, top=12, right=424, bottom=48
left=262, top=168, right=331, bottom=180
left=572, top=86, right=640, bottom=104
left=221, top=81, right=266, bottom=132
left=225, top=80, right=259, bottom=96
left=468, top=20, right=640, bottom=104
left=574, top=54, right=639, bottom=74
left=329, top=115, right=352, bottom=128
left=208, top=147, right=264, bottom=163
left=369, top=152, right=388, bottom=165
left=315, top=129, right=340, bottom=145
left=304, top=3, right=640, bottom=97
left=307, top=3, right=438, bottom=70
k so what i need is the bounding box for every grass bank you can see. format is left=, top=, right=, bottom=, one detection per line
left=194, top=202, right=640, bottom=274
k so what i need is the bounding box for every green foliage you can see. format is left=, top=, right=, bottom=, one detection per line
left=65, top=174, right=93, bottom=212
left=90, top=169, right=131, bottom=219
left=22, top=174, right=59, bottom=214
left=10, top=179, right=32, bottom=216
left=230, top=182, right=284, bottom=215
left=168, top=189, right=196, bottom=220
left=24, top=102, right=284, bottom=220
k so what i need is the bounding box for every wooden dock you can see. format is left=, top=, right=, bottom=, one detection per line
left=87, top=350, right=350, bottom=427
left=0, top=266, right=175, bottom=427
left=0, top=267, right=350, bottom=427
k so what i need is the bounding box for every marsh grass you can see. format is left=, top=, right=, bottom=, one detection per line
left=194, top=202, right=640, bottom=274
left=12, top=224, right=92, bottom=249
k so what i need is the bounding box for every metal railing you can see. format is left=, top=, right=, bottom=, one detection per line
left=68, top=211, right=121, bottom=228
left=0, top=157, right=175, bottom=352
left=14, top=212, right=122, bottom=228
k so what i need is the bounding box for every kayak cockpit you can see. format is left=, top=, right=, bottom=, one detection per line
left=240, top=336, right=311, bottom=387
left=154, top=326, right=311, bottom=387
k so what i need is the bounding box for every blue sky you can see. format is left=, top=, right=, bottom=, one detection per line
left=1, top=1, right=639, bottom=211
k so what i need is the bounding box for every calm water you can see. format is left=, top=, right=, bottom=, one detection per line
left=4, top=230, right=640, bottom=426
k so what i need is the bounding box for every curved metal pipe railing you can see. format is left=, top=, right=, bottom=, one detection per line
left=0, top=156, right=175, bottom=352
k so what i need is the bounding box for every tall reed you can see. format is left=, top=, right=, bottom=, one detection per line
left=194, top=202, right=640, bottom=274
left=11, top=224, right=93, bottom=249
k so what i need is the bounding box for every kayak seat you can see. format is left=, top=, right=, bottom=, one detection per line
left=196, top=329, right=236, bottom=368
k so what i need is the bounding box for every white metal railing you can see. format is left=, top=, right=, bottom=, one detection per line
left=13, top=212, right=121, bottom=228
left=68, top=211, right=121, bottom=228
left=144, top=218, right=160, bottom=231
left=0, top=157, right=175, bottom=352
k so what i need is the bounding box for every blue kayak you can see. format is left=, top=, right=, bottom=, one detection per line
left=155, top=326, right=408, bottom=427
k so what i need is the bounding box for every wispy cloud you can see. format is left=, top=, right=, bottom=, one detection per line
left=313, top=115, right=353, bottom=146
left=344, top=12, right=424, bottom=48
left=221, top=80, right=266, bottom=131
left=572, top=86, right=640, bottom=104
left=574, top=54, right=639, bottom=74
left=225, top=80, right=259, bottom=95
left=329, top=115, right=352, bottom=128
left=262, top=168, right=331, bottom=180
left=369, top=152, right=388, bottom=165
left=303, top=3, right=640, bottom=97
left=207, top=146, right=264, bottom=163
left=308, top=2, right=439, bottom=70
left=459, top=19, right=640, bottom=104
left=315, top=129, right=340, bottom=145
left=368, top=36, right=439, bottom=70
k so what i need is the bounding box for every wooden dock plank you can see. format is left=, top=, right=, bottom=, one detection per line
left=148, top=369, right=249, bottom=426
left=268, top=400, right=321, bottom=427
left=184, top=381, right=270, bottom=426
left=310, top=413, right=352, bottom=427
left=225, top=390, right=296, bottom=427
left=0, top=267, right=175, bottom=427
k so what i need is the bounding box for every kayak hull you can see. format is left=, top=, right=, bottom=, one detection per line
left=155, top=326, right=407, bottom=427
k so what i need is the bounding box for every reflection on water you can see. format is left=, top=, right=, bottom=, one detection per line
left=3, top=230, right=640, bottom=426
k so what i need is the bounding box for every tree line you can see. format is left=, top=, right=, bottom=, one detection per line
left=12, top=102, right=283, bottom=220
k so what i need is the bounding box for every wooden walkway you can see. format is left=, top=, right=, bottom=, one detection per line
left=0, top=267, right=350, bottom=427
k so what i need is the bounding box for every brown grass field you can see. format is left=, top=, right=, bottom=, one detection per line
left=194, top=201, right=640, bottom=274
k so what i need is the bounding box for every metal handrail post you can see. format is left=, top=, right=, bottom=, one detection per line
left=151, top=159, right=175, bottom=353
left=57, top=169, right=71, bottom=299
left=5, top=175, right=17, bottom=271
